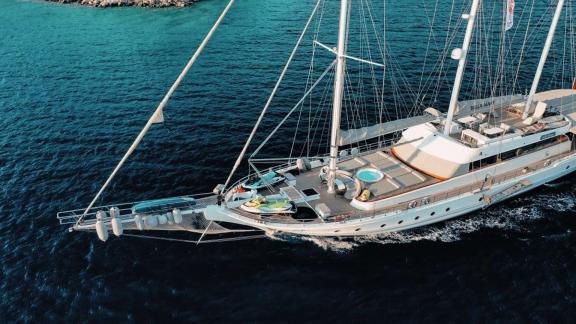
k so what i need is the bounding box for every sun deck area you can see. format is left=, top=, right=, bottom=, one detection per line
left=231, top=149, right=436, bottom=223
left=448, top=104, right=569, bottom=147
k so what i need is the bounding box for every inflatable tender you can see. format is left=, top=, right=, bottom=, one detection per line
left=131, top=197, right=196, bottom=214
left=241, top=171, right=285, bottom=190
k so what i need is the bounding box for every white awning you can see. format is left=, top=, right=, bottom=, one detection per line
left=337, top=94, right=525, bottom=146
left=532, top=89, right=576, bottom=113
left=337, top=115, right=437, bottom=146
left=455, top=94, right=525, bottom=116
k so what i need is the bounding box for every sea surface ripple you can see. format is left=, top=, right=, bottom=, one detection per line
left=0, top=0, right=575, bottom=322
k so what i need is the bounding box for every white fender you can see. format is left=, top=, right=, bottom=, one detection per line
left=109, top=206, right=120, bottom=218
left=166, top=212, right=174, bottom=224
left=109, top=207, right=123, bottom=236
left=95, top=220, right=108, bottom=242
left=134, top=214, right=144, bottom=231
left=95, top=211, right=108, bottom=242
left=172, top=208, right=183, bottom=224
left=144, top=215, right=158, bottom=227
left=111, top=217, right=123, bottom=237
left=158, top=214, right=168, bottom=225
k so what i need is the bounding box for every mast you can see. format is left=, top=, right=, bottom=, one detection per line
left=327, top=0, right=349, bottom=194
left=443, top=0, right=481, bottom=136
left=522, top=0, right=565, bottom=119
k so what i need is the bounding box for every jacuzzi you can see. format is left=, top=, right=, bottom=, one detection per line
left=356, top=168, right=384, bottom=183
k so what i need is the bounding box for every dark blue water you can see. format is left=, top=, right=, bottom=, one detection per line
left=1, top=0, right=575, bottom=321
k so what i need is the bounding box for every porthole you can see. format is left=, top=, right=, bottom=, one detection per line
left=446, top=207, right=451, bottom=212
left=566, top=165, right=570, bottom=170
left=478, top=197, right=483, bottom=202
left=380, top=224, right=387, bottom=228
left=398, top=220, right=404, bottom=224
left=430, top=212, right=436, bottom=216
left=415, top=216, right=420, bottom=220
left=355, top=228, right=361, bottom=232
left=334, top=230, right=340, bottom=233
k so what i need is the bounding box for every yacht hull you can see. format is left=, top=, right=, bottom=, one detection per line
left=209, top=153, right=576, bottom=236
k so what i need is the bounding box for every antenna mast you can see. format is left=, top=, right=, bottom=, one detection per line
left=443, top=0, right=481, bottom=136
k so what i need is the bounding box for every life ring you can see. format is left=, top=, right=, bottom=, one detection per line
left=408, top=200, right=418, bottom=209
left=421, top=197, right=430, bottom=205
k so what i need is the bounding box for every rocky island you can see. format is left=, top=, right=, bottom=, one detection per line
left=48, top=0, right=199, bottom=7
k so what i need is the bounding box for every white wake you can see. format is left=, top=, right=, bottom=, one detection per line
left=269, top=190, right=576, bottom=252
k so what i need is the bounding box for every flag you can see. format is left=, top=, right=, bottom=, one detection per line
left=151, top=109, right=165, bottom=124
left=506, top=0, right=515, bottom=31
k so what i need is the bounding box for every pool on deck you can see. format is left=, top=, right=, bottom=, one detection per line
left=356, top=168, right=384, bottom=183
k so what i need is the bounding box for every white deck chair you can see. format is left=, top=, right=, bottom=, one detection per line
left=523, top=102, right=547, bottom=125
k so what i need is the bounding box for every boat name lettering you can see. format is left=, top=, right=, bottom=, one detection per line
left=540, top=132, right=556, bottom=140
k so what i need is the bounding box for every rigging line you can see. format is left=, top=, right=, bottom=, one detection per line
left=512, top=1, right=529, bottom=91
left=121, top=233, right=268, bottom=244
left=361, top=0, right=388, bottom=121
left=293, top=2, right=327, bottom=160
left=76, top=0, right=236, bottom=228
left=299, top=63, right=332, bottom=158
left=430, top=0, right=463, bottom=104
left=417, top=0, right=441, bottom=98
left=360, top=0, right=385, bottom=123
left=251, top=61, right=337, bottom=159
left=303, top=70, right=334, bottom=158
left=306, top=0, right=327, bottom=158
left=222, top=0, right=322, bottom=191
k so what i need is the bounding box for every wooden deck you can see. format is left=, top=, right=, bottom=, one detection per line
left=231, top=149, right=575, bottom=225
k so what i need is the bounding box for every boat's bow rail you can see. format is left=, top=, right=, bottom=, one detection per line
left=56, top=193, right=215, bottom=229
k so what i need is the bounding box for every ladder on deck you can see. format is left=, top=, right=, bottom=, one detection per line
left=482, top=180, right=532, bottom=208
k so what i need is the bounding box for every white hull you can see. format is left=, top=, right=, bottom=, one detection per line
left=207, top=152, right=576, bottom=237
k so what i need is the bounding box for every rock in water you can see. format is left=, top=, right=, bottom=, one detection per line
left=47, top=0, right=198, bottom=8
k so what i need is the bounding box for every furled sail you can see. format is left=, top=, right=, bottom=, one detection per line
left=337, top=94, right=525, bottom=146
left=337, top=115, right=437, bottom=146
left=532, top=89, right=576, bottom=114
left=455, top=94, right=525, bottom=116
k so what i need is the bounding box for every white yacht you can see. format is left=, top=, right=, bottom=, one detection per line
left=58, top=0, right=576, bottom=243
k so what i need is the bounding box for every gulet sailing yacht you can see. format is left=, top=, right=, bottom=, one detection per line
left=58, top=0, right=576, bottom=243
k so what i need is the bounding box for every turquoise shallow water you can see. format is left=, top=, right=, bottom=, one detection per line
left=1, top=0, right=576, bottom=322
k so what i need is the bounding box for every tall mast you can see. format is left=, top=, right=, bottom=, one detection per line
left=522, top=0, right=565, bottom=119
left=327, top=0, right=349, bottom=194
left=443, top=0, right=481, bottom=136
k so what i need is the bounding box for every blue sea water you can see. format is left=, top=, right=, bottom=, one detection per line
left=1, top=0, right=575, bottom=322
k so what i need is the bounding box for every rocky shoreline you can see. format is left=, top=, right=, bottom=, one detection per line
left=47, top=0, right=199, bottom=8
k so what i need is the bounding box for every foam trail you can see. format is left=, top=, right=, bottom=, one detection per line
left=269, top=191, right=576, bottom=252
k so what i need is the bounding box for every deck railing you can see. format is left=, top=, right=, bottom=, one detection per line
left=57, top=193, right=215, bottom=226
